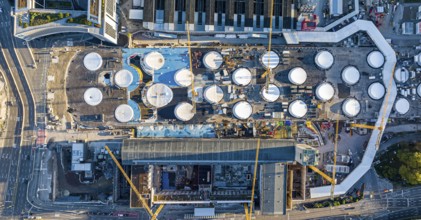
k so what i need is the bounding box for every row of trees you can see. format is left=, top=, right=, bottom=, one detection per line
left=312, top=196, right=361, bottom=208
left=66, top=15, right=93, bottom=26
left=26, top=12, right=70, bottom=27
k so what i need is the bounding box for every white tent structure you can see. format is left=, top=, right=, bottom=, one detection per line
left=83, top=88, right=103, bottom=106
left=144, top=83, right=174, bottom=108
left=260, top=51, right=280, bottom=69
left=288, top=67, right=307, bottom=85
left=114, top=69, right=134, bottom=88
left=368, top=82, right=386, bottom=100
left=341, top=66, right=360, bottom=86
left=288, top=100, right=308, bottom=118
left=342, top=98, right=361, bottom=117
left=260, top=84, right=280, bottom=102
left=174, top=68, right=193, bottom=87
left=315, top=50, right=334, bottom=69
left=174, top=102, right=195, bottom=121
left=232, top=68, right=252, bottom=86
left=203, top=51, right=223, bottom=70
left=83, top=52, right=103, bottom=71
left=394, top=67, right=409, bottom=83
left=367, top=51, right=385, bottom=68
left=233, top=101, right=253, bottom=120
left=315, top=82, right=335, bottom=101
left=115, top=104, right=134, bottom=123
left=394, top=98, right=410, bottom=115
left=143, top=51, right=165, bottom=71
left=204, top=85, right=224, bottom=104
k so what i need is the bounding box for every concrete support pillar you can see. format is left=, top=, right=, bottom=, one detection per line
left=205, top=0, right=215, bottom=31
left=245, top=0, right=254, bottom=32
left=225, top=0, right=234, bottom=32
left=164, top=0, right=175, bottom=31
left=264, top=0, right=272, bottom=31
left=185, top=0, right=195, bottom=30
left=143, top=0, right=155, bottom=30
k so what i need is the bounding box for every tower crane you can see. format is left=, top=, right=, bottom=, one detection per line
left=105, top=146, right=164, bottom=220
left=260, top=0, right=275, bottom=85
left=308, top=112, right=340, bottom=198
left=186, top=21, right=197, bottom=113
left=245, top=138, right=261, bottom=220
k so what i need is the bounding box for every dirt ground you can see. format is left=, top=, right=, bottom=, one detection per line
left=47, top=49, right=75, bottom=128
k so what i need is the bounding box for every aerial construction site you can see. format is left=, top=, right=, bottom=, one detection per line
left=8, top=0, right=421, bottom=219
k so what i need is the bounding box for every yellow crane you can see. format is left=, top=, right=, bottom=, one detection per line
left=105, top=146, right=164, bottom=220
left=260, top=0, right=275, bottom=82
left=350, top=123, right=382, bottom=130
left=245, top=138, right=261, bottom=220
left=186, top=21, right=197, bottom=113
left=375, top=64, right=397, bottom=148
left=352, top=65, right=396, bottom=146
left=330, top=113, right=340, bottom=198
left=307, top=113, right=340, bottom=199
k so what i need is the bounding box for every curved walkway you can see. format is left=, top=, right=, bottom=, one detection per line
left=284, top=20, right=397, bottom=198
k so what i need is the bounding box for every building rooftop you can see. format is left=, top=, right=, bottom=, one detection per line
left=121, top=138, right=296, bottom=165
left=260, top=163, right=287, bottom=215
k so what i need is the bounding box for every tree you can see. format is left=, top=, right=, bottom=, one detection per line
left=46, top=15, right=51, bottom=21
left=313, top=203, right=323, bottom=208
left=59, top=12, right=64, bottom=19
left=65, top=13, right=70, bottom=17
left=333, top=201, right=341, bottom=206
left=398, top=151, right=421, bottom=185
left=23, top=23, right=28, bottom=28
left=67, top=18, right=74, bottom=23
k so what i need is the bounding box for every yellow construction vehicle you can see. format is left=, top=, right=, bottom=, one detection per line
left=105, top=146, right=164, bottom=220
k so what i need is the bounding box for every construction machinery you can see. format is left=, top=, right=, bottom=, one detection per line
left=375, top=64, right=397, bottom=148
left=308, top=165, right=335, bottom=184
left=330, top=113, right=340, bottom=198
left=186, top=21, right=197, bottom=113
left=307, top=113, right=340, bottom=198
left=350, top=123, right=382, bottom=130
left=245, top=138, right=261, bottom=220
left=352, top=64, right=395, bottom=147
left=105, top=146, right=164, bottom=220
left=260, top=0, right=275, bottom=83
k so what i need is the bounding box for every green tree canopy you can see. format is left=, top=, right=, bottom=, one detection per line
left=398, top=151, right=421, bottom=185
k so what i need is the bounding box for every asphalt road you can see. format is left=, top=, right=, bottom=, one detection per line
left=0, top=65, right=19, bottom=210
left=0, top=0, right=37, bottom=217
